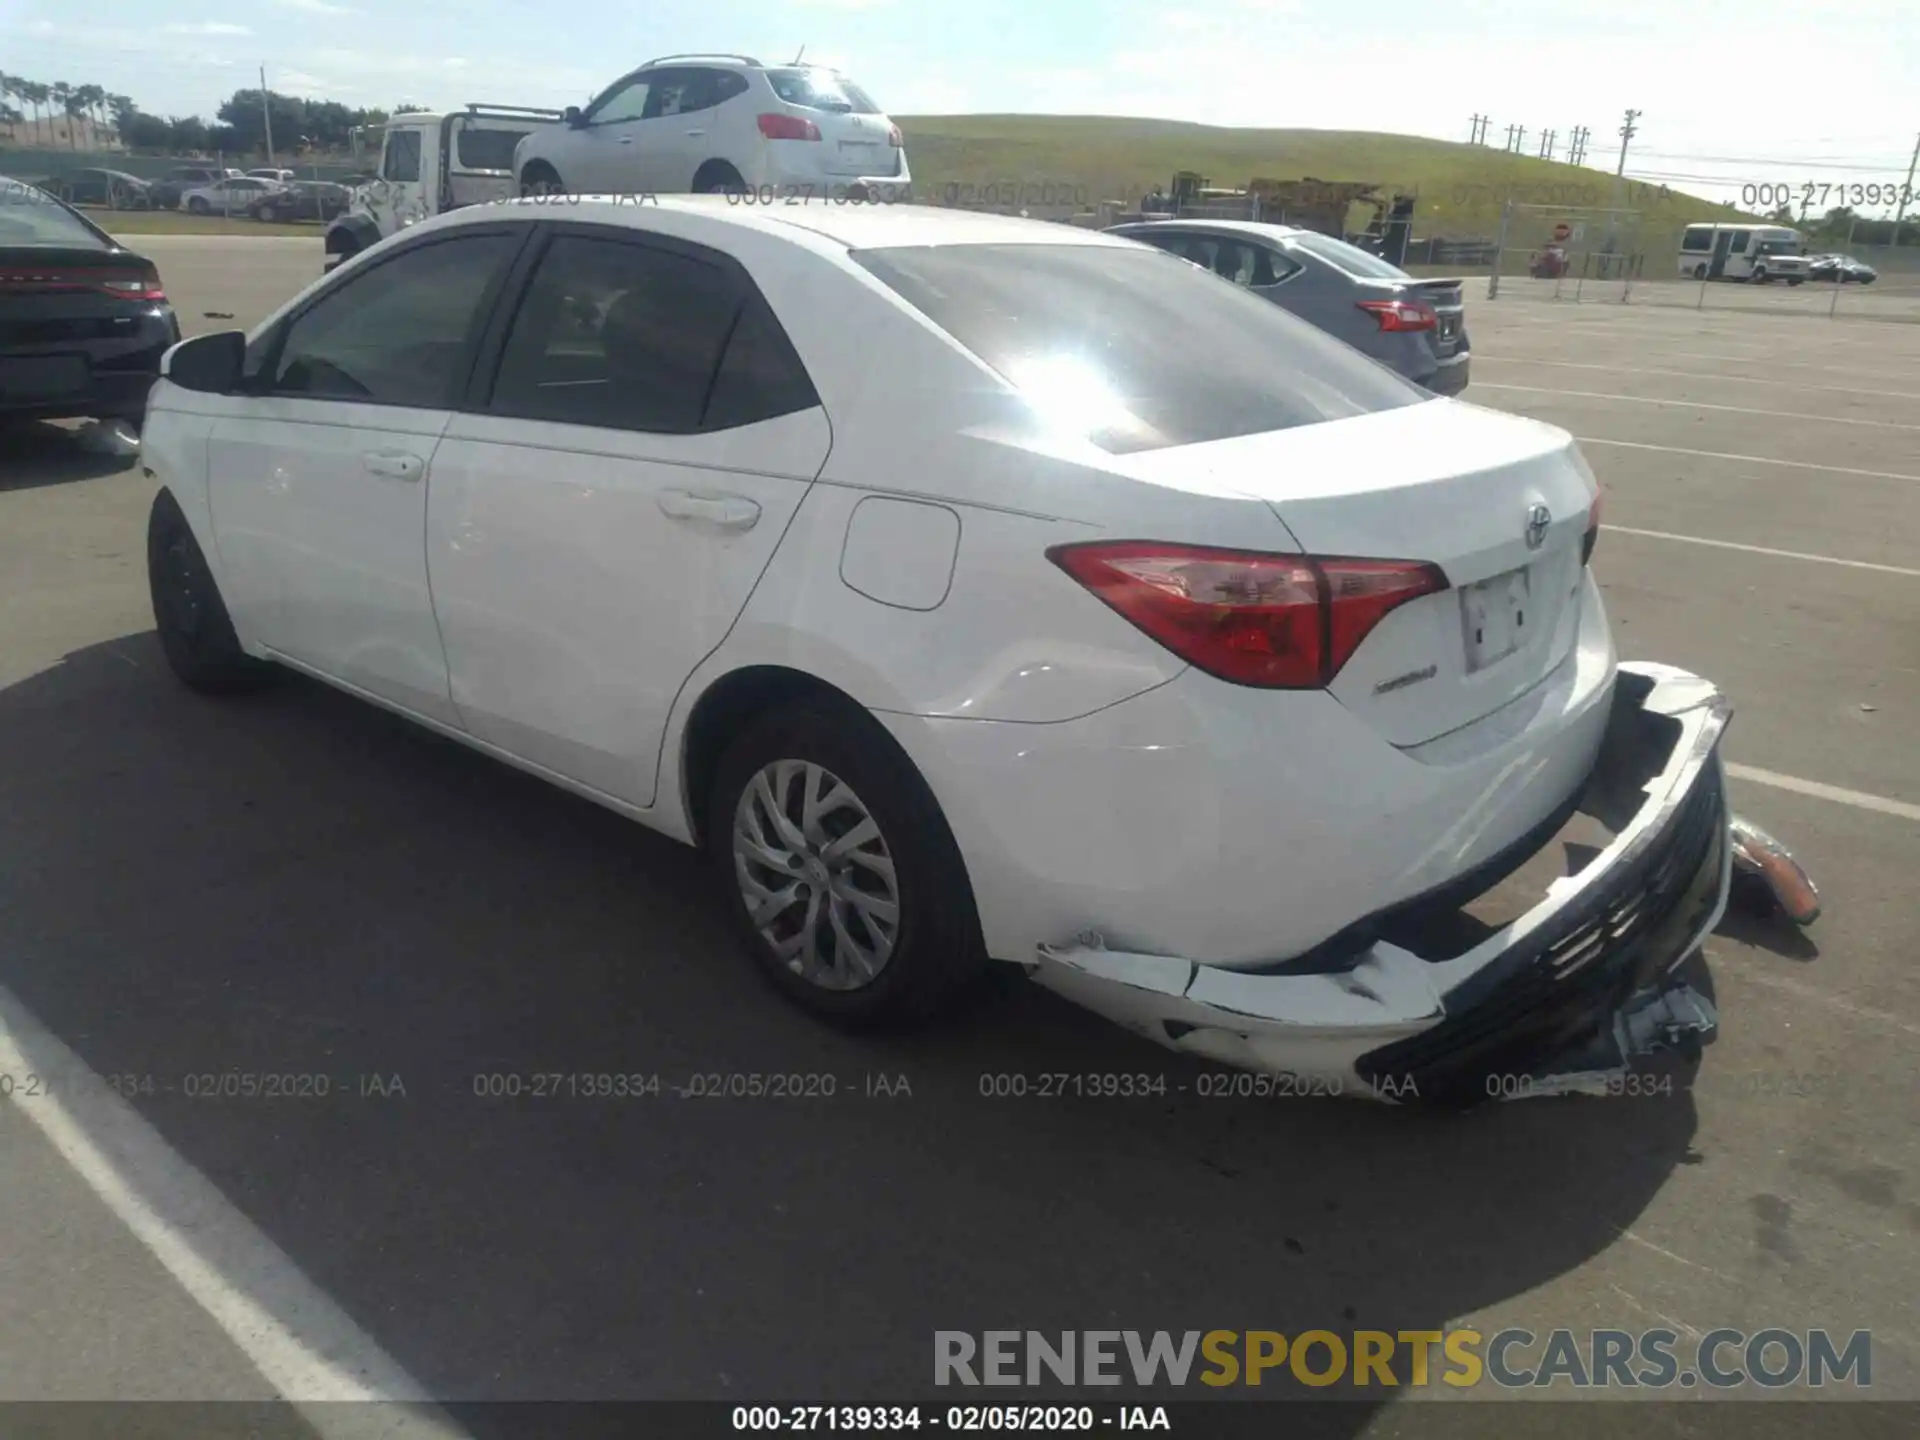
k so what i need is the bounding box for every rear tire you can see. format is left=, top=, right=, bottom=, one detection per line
left=1691, top=263, right=1707, bottom=280
left=259, top=203, right=278, bottom=223
left=706, top=697, right=987, bottom=1029
left=147, top=489, right=272, bottom=695
left=187, top=197, right=211, bottom=215
left=692, top=162, right=746, bottom=196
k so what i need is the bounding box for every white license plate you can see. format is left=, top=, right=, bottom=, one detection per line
left=1460, top=565, right=1532, bottom=672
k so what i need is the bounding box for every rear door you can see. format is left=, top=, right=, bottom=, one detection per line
left=206, top=227, right=526, bottom=723
left=426, top=223, right=830, bottom=806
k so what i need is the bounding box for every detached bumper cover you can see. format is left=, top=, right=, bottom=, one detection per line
left=1028, top=663, right=1732, bottom=1103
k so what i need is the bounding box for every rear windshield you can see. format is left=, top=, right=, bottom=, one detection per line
left=853, top=243, right=1428, bottom=455
left=1286, top=231, right=1412, bottom=281
left=765, top=68, right=880, bottom=114
left=0, top=181, right=108, bottom=247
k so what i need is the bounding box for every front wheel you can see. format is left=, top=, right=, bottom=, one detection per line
left=1788, top=277, right=1803, bottom=287
left=187, top=197, right=211, bottom=215
left=519, top=162, right=564, bottom=197
left=706, top=698, right=986, bottom=1028
left=147, top=489, right=273, bottom=694
left=258, top=203, right=278, bottom=223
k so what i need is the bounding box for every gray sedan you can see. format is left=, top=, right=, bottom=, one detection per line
left=1105, top=219, right=1470, bottom=395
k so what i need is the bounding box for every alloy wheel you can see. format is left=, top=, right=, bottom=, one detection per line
left=731, top=759, right=901, bottom=991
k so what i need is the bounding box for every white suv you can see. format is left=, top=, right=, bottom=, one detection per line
left=514, top=54, right=909, bottom=199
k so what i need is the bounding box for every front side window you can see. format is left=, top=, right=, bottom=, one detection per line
left=382, top=130, right=422, bottom=183
left=270, top=233, right=518, bottom=407
left=588, top=77, right=652, bottom=126
left=487, top=233, right=816, bottom=434
left=853, top=242, right=1427, bottom=455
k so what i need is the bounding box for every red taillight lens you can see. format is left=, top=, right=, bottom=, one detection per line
left=887, top=123, right=903, bottom=148
left=0, top=268, right=164, bottom=301
left=1047, top=541, right=1448, bottom=689
left=1582, top=489, right=1602, bottom=565
left=1356, top=298, right=1437, bottom=332
left=757, top=112, right=822, bottom=141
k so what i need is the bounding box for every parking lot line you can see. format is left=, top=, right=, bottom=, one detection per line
left=1603, top=525, right=1920, bottom=577
left=1473, top=356, right=1920, bottom=403
left=1725, top=762, right=1920, bottom=823
left=1478, top=383, right=1920, bottom=432
left=1575, top=436, right=1920, bottom=483
left=0, top=981, right=468, bottom=1430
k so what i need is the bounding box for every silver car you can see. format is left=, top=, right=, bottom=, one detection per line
left=1105, top=219, right=1470, bottom=395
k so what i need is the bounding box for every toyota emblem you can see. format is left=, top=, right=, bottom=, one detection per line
left=1525, top=502, right=1552, bottom=550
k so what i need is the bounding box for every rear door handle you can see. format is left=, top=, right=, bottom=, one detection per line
left=658, top=489, right=760, bottom=529
left=685, top=129, right=706, bottom=137
left=363, top=450, right=424, bottom=481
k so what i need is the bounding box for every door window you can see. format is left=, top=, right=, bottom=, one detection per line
left=587, top=76, right=652, bottom=126
left=640, top=68, right=718, bottom=118
left=268, top=233, right=518, bottom=408
left=382, top=129, right=422, bottom=183
left=487, top=233, right=818, bottom=434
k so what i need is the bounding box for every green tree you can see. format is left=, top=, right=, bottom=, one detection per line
left=216, top=87, right=308, bottom=156
left=167, top=115, right=211, bottom=153
left=50, top=80, right=74, bottom=147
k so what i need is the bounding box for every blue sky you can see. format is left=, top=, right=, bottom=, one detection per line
left=3, top=0, right=1915, bottom=207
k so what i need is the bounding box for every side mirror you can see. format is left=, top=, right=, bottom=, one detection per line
left=161, top=331, right=246, bottom=394
left=563, top=105, right=584, bottom=128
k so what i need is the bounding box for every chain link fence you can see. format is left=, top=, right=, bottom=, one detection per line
left=1486, top=204, right=1646, bottom=303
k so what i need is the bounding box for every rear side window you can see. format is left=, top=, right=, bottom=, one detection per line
left=853, top=242, right=1427, bottom=455
left=487, top=234, right=817, bottom=434
left=0, top=182, right=109, bottom=247
left=764, top=68, right=880, bottom=114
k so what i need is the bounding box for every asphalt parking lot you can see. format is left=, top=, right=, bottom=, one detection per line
left=2, top=233, right=1917, bottom=1435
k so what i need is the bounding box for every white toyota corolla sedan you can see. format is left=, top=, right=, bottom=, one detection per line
left=142, top=197, right=1735, bottom=1105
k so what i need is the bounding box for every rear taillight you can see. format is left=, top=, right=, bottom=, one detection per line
left=1356, top=298, right=1437, bottom=333
left=1582, top=490, right=1602, bottom=565
left=887, top=123, right=903, bottom=148
left=757, top=113, right=822, bottom=141
left=1047, top=541, right=1448, bottom=689
left=100, top=270, right=166, bottom=301
left=0, top=268, right=165, bottom=301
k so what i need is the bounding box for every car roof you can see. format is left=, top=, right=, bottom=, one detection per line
left=422, top=195, right=1137, bottom=253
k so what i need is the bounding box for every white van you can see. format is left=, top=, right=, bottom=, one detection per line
left=1679, top=223, right=1809, bottom=284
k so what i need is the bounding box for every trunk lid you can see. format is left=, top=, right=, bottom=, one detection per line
left=0, top=244, right=155, bottom=351
left=762, top=68, right=901, bottom=177
left=1402, top=276, right=1468, bottom=356
left=1112, top=400, right=1597, bottom=748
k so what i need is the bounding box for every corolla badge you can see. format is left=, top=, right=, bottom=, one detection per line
left=1525, top=502, right=1552, bottom=550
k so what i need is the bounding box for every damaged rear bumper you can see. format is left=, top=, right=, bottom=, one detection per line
left=1027, top=663, right=1733, bottom=1105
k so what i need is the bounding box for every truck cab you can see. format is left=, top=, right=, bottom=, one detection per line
left=323, top=104, right=566, bottom=271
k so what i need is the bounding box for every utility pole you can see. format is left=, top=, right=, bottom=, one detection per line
left=1514, top=126, right=1527, bottom=155
left=1614, top=108, right=1641, bottom=177
left=1504, top=122, right=1520, bottom=152
left=1539, top=129, right=1556, bottom=161
left=1894, top=130, right=1920, bottom=234
left=1469, top=113, right=1488, bottom=145
left=260, top=64, right=275, bottom=168
left=1568, top=126, right=1589, bottom=166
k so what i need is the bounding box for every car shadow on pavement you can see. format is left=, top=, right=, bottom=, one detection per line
left=0, top=635, right=1709, bottom=1424
left=0, top=421, right=138, bottom=492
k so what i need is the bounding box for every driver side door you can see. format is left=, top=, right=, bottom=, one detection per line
left=561, top=71, right=655, bottom=191
left=205, top=227, right=528, bottom=725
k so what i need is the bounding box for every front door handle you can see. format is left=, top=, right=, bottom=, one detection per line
left=658, top=489, right=760, bottom=529
left=363, top=450, right=424, bottom=481
left=685, top=129, right=706, bottom=137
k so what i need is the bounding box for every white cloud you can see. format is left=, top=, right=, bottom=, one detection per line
left=272, top=0, right=360, bottom=14
left=163, top=22, right=253, bottom=36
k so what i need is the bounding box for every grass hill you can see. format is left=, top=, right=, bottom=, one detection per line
left=893, top=114, right=1745, bottom=244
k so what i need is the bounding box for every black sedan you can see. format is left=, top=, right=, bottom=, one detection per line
left=1807, top=253, right=1878, bottom=284
left=245, top=180, right=352, bottom=223
left=0, top=177, right=180, bottom=432
left=28, top=168, right=154, bottom=210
